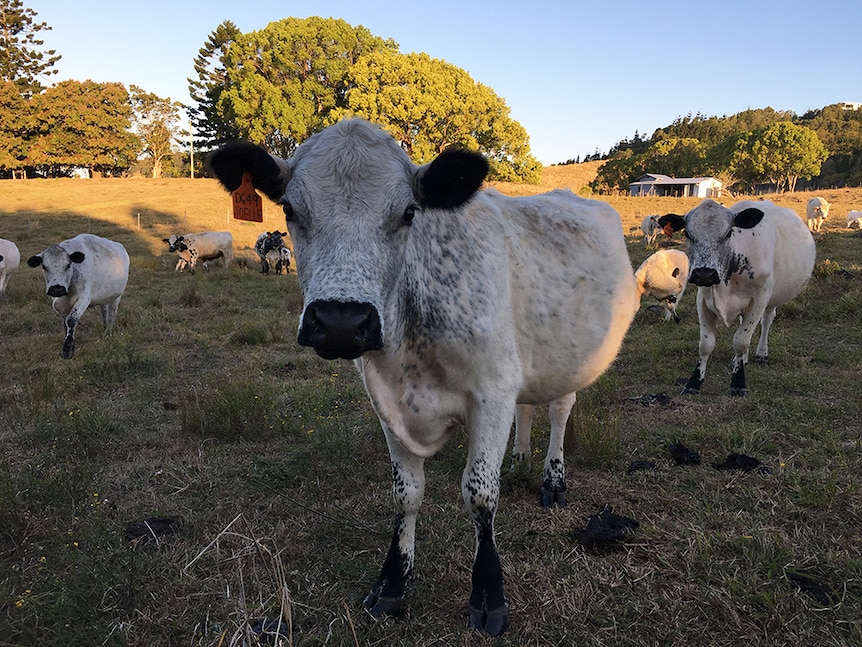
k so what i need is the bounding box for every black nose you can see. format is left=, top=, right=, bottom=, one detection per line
left=689, top=267, right=720, bottom=287
left=298, top=300, right=383, bottom=360
left=47, top=285, right=68, bottom=297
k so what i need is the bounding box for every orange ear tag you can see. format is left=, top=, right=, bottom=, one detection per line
left=232, top=171, right=263, bottom=222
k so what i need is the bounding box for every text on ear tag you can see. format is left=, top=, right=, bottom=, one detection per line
left=232, top=172, right=263, bottom=222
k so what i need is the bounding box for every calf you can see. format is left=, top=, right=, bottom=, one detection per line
left=846, top=210, right=862, bottom=230
left=682, top=199, right=815, bottom=396
left=806, top=197, right=830, bottom=232
left=0, top=237, right=21, bottom=297
left=634, top=249, right=689, bottom=322
left=209, top=118, right=638, bottom=636
left=254, top=230, right=291, bottom=274
left=28, top=234, right=130, bottom=359
left=163, top=231, right=233, bottom=273
left=640, top=215, right=661, bottom=247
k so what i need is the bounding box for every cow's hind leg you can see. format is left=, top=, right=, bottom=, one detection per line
left=511, top=404, right=534, bottom=464
left=754, top=307, right=777, bottom=366
left=364, top=444, right=424, bottom=619
left=541, top=392, right=577, bottom=508
left=100, top=297, right=122, bottom=335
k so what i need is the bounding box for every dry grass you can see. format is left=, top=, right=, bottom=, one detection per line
left=1, top=172, right=861, bottom=646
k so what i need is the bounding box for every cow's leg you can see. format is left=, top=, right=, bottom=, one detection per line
left=729, top=307, right=764, bottom=397
left=511, top=404, right=534, bottom=464
left=683, top=292, right=717, bottom=394
left=364, top=442, right=424, bottom=619
left=100, top=297, right=122, bottom=335
left=463, top=405, right=513, bottom=636
left=60, top=300, right=87, bottom=359
left=754, top=306, right=777, bottom=366
left=541, top=391, right=577, bottom=508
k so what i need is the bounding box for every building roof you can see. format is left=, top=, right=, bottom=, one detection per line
left=631, top=173, right=721, bottom=185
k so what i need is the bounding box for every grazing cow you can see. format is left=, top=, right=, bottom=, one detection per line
left=805, top=197, right=830, bottom=232
left=658, top=213, right=686, bottom=238
left=27, top=234, right=130, bottom=359
left=846, top=209, right=862, bottom=229
left=254, top=230, right=291, bottom=274
left=640, top=215, right=661, bottom=247
left=0, top=237, right=21, bottom=297
left=209, top=118, right=638, bottom=636
left=634, top=249, right=689, bottom=322
left=682, top=199, right=815, bottom=396
left=163, top=232, right=233, bottom=273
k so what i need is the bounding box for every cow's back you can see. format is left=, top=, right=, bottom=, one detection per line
left=476, top=189, right=637, bottom=401
left=65, top=234, right=130, bottom=298
left=732, top=200, right=814, bottom=307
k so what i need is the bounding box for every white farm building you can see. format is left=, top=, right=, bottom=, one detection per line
left=629, top=173, right=722, bottom=198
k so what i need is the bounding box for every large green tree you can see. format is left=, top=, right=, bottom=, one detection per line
left=187, top=19, right=241, bottom=149
left=27, top=80, right=139, bottom=176
left=0, top=78, right=30, bottom=170
left=0, top=0, right=60, bottom=94
left=217, top=16, right=397, bottom=158
left=130, top=85, right=184, bottom=178
left=731, top=121, right=828, bottom=192
left=341, top=50, right=540, bottom=181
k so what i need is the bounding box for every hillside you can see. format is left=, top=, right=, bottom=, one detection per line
left=487, top=160, right=603, bottom=196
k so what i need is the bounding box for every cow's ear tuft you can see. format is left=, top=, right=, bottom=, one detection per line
left=27, top=255, right=42, bottom=268
left=70, top=251, right=86, bottom=264
left=416, top=148, right=488, bottom=210
left=734, top=208, right=764, bottom=229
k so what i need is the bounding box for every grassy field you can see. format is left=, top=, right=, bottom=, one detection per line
left=1, top=171, right=861, bottom=646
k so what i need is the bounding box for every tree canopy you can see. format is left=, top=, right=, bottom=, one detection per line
left=0, top=0, right=60, bottom=94
left=130, top=85, right=184, bottom=178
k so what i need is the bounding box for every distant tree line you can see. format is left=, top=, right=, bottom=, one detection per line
left=1, top=5, right=541, bottom=182
left=581, top=106, right=862, bottom=194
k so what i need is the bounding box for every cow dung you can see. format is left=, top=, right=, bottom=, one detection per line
left=712, top=452, right=772, bottom=474
left=668, top=441, right=701, bottom=466
left=574, top=506, right=639, bottom=553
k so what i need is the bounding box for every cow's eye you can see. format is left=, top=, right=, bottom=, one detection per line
left=282, top=202, right=294, bottom=223
left=724, top=229, right=733, bottom=240
left=403, top=205, right=417, bottom=225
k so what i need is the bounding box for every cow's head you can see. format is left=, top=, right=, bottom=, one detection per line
left=684, top=200, right=763, bottom=287
left=163, top=235, right=187, bottom=253
left=28, top=245, right=86, bottom=297
left=209, top=118, right=488, bottom=360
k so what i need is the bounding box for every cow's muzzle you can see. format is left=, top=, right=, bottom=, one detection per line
left=689, top=267, right=720, bottom=287
left=47, top=284, right=68, bottom=297
left=298, top=300, right=383, bottom=360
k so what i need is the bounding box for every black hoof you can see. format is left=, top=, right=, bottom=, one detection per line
left=754, top=355, right=768, bottom=366
left=468, top=600, right=510, bottom=636
left=729, top=388, right=749, bottom=397
left=61, top=344, right=75, bottom=359
left=681, top=386, right=700, bottom=395
left=541, top=487, right=567, bottom=508
left=363, top=589, right=405, bottom=618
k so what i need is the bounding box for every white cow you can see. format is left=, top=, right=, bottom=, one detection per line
left=163, top=232, right=233, bottom=273
left=0, top=237, right=21, bottom=297
left=27, top=234, right=130, bottom=359
left=634, top=249, right=689, bottom=322
left=806, top=197, right=830, bottom=232
left=209, top=118, right=638, bottom=636
left=682, top=199, right=815, bottom=396
left=846, top=209, right=862, bottom=229
left=640, top=215, right=661, bottom=247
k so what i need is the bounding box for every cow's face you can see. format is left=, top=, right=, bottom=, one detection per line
left=164, top=235, right=185, bottom=253
left=684, top=201, right=763, bottom=287
left=210, top=119, right=488, bottom=360
left=27, top=245, right=86, bottom=297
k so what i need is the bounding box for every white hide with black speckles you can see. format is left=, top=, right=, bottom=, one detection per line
left=209, top=119, right=639, bottom=634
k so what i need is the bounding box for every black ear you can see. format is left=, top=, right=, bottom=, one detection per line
left=417, top=148, right=488, bottom=209
left=208, top=141, right=289, bottom=201
left=672, top=267, right=680, bottom=278
left=162, top=238, right=170, bottom=244
left=734, top=208, right=764, bottom=229
left=70, top=251, right=86, bottom=264
left=27, top=255, right=42, bottom=268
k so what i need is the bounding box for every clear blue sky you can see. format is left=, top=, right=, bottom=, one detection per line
left=35, top=0, right=862, bottom=165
